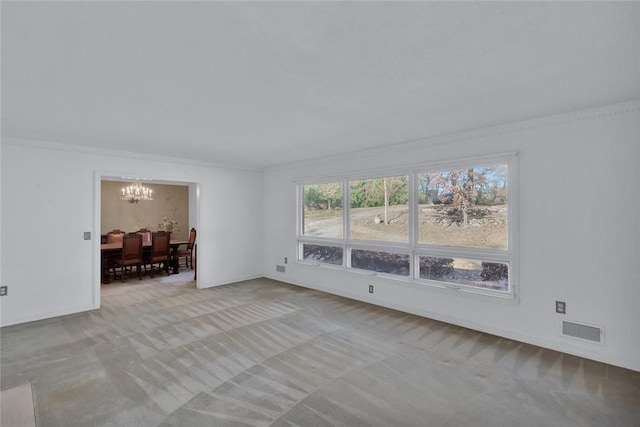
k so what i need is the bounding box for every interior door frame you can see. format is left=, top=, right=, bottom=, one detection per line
left=93, top=170, right=201, bottom=309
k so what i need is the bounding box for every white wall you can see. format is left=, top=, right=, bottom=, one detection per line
left=0, top=141, right=3, bottom=320
left=262, top=101, right=640, bottom=371
left=0, top=139, right=263, bottom=326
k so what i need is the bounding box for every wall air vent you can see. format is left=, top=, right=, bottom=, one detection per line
left=276, top=265, right=286, bottom=273
left=562, top=321, right=602, bottom=343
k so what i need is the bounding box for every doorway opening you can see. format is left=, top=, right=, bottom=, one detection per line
left=94, top=173, right=200, bottom=309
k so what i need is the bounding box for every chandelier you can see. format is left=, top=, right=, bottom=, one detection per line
left=121, top=182, right=153, bottom=203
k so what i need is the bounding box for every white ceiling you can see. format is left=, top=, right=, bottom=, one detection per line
left=2, top=1, right=639, bottom=170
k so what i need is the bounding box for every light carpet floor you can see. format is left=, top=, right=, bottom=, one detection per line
left=1, top=273, right=639, bottom=426
left=1, top=382, right=36, bottom=427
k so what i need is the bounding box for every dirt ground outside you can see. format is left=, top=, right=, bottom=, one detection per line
left=304, top=205, right=507, bottom=250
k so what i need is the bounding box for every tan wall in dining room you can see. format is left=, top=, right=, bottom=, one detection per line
left=101, top=181, right=189, bottom=240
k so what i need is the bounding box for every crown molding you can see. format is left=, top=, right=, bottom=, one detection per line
left=0, top=137, right=262, bottom=173
left=265, top=99, right=640, bottom=173
left=3, top=100, right=638, bottom=174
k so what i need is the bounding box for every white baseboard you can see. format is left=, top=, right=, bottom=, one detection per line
left=1, top=304, right=96, bottom=328
left=197, top=274, right=263, bottom=289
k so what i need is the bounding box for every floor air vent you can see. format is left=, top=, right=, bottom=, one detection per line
left=562, top=321, right=602, bottom=343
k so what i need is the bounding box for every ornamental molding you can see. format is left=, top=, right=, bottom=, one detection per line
left=2, top=100, right=638, bottom=173
left=0, top=137, right=261, bottom=173
left=270, top=99, right=640, bottom=172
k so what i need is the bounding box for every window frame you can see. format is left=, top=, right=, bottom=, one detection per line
left=296, top=153, right=518, bottom=300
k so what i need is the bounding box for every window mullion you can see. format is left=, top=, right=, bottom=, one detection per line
left=298, top=155, right=516, bottom=298
left=344, top=178, right=350, bottom=245
left=344, top=179, right=350, bottom=268
left=409, top=171, right=417, bottom=279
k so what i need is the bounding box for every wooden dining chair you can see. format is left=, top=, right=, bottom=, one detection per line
left=178, top=228, right=197, bottom=269
left=106, top=229, right=125, bottom=244
left=103, top=230, right=126, bottom=281
left=147, top=231, right=171, bottom=278
left=113, top=233, right=143, bottom=282
left=135, top=228, right=152, bottom=245
left=134, top=228, right=152, bottom=275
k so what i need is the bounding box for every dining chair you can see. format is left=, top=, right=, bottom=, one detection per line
left=133, top=229, right=152, bottom=275
left=147, top=231, right=171, bottom=278
left=104, top=230, right=126, bottom=281
left=135, top=228, right=152, bottom=245
left=106, top=229, right=125, bottom=244
left=112, top=233, right=143, bottom=282
left=178, top=228, right=197, bottom=269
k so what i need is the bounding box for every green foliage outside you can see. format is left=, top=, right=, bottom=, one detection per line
left=304, top=182, right=343, bottom=210
left=304, top=166, right=505, bottom=212
left=303, top=177, right=410, bottom=211
left=350, top=176, right=408, bottom=208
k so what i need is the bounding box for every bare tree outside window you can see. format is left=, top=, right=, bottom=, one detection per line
left=418, top=165, right=507, bottom=249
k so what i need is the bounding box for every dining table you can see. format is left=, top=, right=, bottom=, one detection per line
left=101, top=239, right=190, bottom=283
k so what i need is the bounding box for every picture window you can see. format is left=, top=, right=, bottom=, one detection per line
left=297, top=155, right=516, bottom=298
